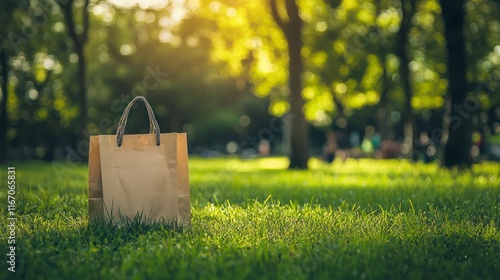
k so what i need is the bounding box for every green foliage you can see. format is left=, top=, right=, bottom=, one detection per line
left=2, top=0, right=500, bottom=161
left=465, top=0, right=500, bottom=106
left=2, top=0, right=80, bottom=149
left=0, top=158, right=499, bottom=279
left=82, top=2, right=263, bottom=147
left=191, top=0, right=291, bottom=116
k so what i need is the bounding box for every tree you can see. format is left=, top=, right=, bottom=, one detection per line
left=373, top=0, right=396, bottom=142
left=396, top=0, right=417, bottom=159
left=0, top=0, right=22, bottom=162
left=57, top=0, right=90, bottom=138
left=270, top=0, right=309, bottom=169
left=0, top=45, right=8, bottom=162
left=2, top=0, right=74, bottom=161
left=186, top=0, right=313, bottom=168
left=439, top=0, right=472, bottom=168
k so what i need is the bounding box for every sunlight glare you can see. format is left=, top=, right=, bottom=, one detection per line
left=108, top=0, right=188, bottom=28
left=108, top=0, right=168, bottom=9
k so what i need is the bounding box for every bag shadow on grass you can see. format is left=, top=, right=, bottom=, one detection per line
left=87, top=210, right=188, bottom=249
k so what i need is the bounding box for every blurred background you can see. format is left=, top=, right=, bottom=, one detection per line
left=0, top=0, right=499, bottom=167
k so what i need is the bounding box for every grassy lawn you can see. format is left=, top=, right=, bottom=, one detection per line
left=1, top=157, right=500, bottom=279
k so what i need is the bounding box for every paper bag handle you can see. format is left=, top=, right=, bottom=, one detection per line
left=116, top=96, right=161, bottom=147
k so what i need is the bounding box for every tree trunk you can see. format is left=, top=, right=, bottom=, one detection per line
left=0, top=48, right=8, bottom=162
left=270, top=0, right=309, bottom=169
left=287, top=18, right=308, bottom=169
left=440, top=0, right=472, bottom=168
left=374, top=1, right=393, bottom=142
left=377, top=59, right=392, bottom=141
left=397, top=0, right=417, bottom=160
left=58, top=0, right=89, bottom=139
left=76, top=43, right=87, bottom=133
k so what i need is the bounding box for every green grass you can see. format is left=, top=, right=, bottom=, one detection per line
left=1, top=157, right=500, bottom=279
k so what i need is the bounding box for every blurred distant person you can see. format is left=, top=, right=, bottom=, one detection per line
left=381, top=140, right=401, bottom=159
left=371, top=130, right=382, bottom=158
left=323, top=131, right=337, bottom=163
left=416, top=132, right=434, bottom=163
left=361, top=126, right=375, bottom=157
left=258, top=140, right=270, bottom=157
left=349, top=131, right=360, bottom=147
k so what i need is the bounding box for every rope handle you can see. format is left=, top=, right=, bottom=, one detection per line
left=116, top=96, right=161, bottom=147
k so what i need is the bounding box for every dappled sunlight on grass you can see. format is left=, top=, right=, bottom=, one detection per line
left=189, top=157, right=499, bottom=211
left=190, top=156, right=445, bottom=175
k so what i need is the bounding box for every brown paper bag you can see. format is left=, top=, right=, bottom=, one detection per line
left=88, top=96, right=190, bottom=225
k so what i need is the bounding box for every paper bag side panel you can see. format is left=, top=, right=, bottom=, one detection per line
left=177, top=133, right=191, bottom=225
left=162, top=133, right=180, bottom=222
left=88, top=136, right=104, bottom=220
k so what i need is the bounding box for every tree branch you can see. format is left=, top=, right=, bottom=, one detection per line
left=57, top=0, right=90, bottom=46
left=269, top=0, right=287, bottom=31
left=284, top=0, right=301, bottom=30
left=331, top=89, right=345, bottom=117
left=58, top=0, right=80, bottom=47
left=400, top=0, right=417, bottom=30
left=409, top=0, right=417, bottom=17
left=34, top=70, right=52, bottom=92
left=81, top=0, right=90, bottom=44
